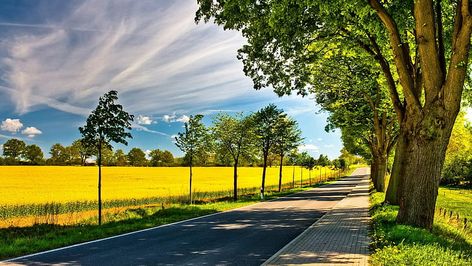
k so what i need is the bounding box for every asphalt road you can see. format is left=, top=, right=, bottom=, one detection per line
left=3, top=169, right=366, bottom=266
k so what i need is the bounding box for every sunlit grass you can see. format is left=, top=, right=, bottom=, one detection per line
left=370, top=192, right=472, bottom=265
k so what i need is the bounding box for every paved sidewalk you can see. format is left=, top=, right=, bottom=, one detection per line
left=263, top=168, right=371, bottom=265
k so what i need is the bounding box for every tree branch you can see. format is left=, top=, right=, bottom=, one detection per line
left=436, top=0, right=446, bottom=78
left=415, top=0, right=444, bottom=105
left=369, top=0, right=421, bottom=112
left=366, top=34, right=405, bottom=121
left=444, top=0, right=472, bottom=112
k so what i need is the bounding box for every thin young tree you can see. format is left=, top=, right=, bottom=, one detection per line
left=252, top=104, right=284, bottom=198
left=272, top=116, right=302, bottom=192
left=212, top=113, right=256, bottom=200
left=79, top=90, right=133, bottom=225
left=175, top=114, right=209, bottom=204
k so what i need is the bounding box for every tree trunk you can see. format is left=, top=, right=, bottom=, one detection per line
left=385, top=135, right=407, bottom=205
left=300, top=166, right=303, bottom=187
left=233, top=160, right=238, bottom=201
left=371, top=152, right=387, bottom=192
left=371, top=159, right=378, bottom=190
left=261, top=152, right=268, bottom=199
left=189, top=160, right=193, bottom=204
left=376, top=155, right=387, bottom=192
left=292, top=165, right=295, bottom=188
left=278, top=155, right=284, bottom=192
left=98, top=142, right=102, bottom=226
left=396, top=107, right=455, bottom=229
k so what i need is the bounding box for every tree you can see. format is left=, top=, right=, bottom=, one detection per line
left=79, top=90, right=133, bottom=225
left=114, top=149, right=128, bottom=166
left=24, top=144, right=44, bottom=165
left=101, top=146, right=115, bottom=166
left=71, top=139, right=96, bottom=166
left=161, top=150, right=175, bottom=166
left=212, top=112, right=256, bottom=200
left=272, top=116, right=302, bottom=192
left=304, top=155, right=317, bottom=185
left=196, top=0, right=472, bottom=229
left=310, top=53, right=398, bottom=193
left=175, top=114, right=209, bottom=204
left=49, top=143, right=68, bottom=165
left=128, top=148, right=147, bottom=166
left=3, top=139, right=26, bottom=163
left=252, top=104, right=284, bottom=198
left=149, top=149, right=163, bottom=167
left=287, top=150, right=300, bottom=188
left=149, top=149, right=174, bottom=167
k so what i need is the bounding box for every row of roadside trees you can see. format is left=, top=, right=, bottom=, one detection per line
left=195, top=0, right=472, bottom=230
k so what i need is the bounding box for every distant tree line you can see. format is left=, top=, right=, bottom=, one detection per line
left=0, top=138, right=174, bottom=167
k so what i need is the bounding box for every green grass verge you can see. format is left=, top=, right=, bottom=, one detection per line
left=437, top=187, right=472, bottom=220
left=370, top=192, right=472, bottom=265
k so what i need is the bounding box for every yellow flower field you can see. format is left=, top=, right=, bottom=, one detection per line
left=0, top=166, right=334, bottom=205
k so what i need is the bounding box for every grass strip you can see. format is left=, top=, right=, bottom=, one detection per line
left=370, top=192, right=472, bottom=265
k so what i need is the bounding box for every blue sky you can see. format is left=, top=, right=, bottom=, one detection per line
left=0, top=0, right=343, bottom=159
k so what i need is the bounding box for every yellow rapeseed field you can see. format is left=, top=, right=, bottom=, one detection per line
left=0, top=166, right=334, bottom=205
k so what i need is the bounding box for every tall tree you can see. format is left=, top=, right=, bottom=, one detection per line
left=272, top=116, right=302, bottom=192
left=313, top=54, right=398, bottom=192
left=49, top=143, right=68, bottom=165
left=79, top=90, right=133, bottom=225
left=161, top=150, right=175, bottom=166
left=252, top=104, right=284, bottom=198
left=71, top=139, right=96, bottom=166
left=128, top=148, right=147, bottom=166
left=2, top=139, right=26, bottom=163
left=212, top=113, right=256, bottom=200
left=24, top=144, right=44, bottom=165
left=196, top=0, right=472, bottom=229
left=175, top=114, right=209, bottom=204
left=114, top=149, right=128, bottom=166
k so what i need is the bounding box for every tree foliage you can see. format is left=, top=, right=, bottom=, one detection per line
left=3, top=139, right=26, bottom=161
left=79, top=90, right=133, bottom=225
left=175, top=114, right=210, bottom=203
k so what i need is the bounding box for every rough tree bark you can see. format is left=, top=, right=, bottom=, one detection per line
left=369, top=0, right=472, bottom=229
left=385, top=133, right=407, bottom=205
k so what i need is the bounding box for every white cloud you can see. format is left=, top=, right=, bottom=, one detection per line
left=0, top=0, right=252, bottom=116
left=298, top=144, right=319, bottom=152
left=136, top=115, right=153, bottom=125
left=176, top=115, right=190, bottom=123
left=162, top=114, right=189, bottom=123
left=162, top=114, right=176, bottom=123
left=21, top=127, right=42, bottom=138
left=317, top=138, right=323, bottom=141
left=1, top=118, right=23, bottom=133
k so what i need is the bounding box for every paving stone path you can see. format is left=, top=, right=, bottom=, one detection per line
left=263, top=168, right=371, bottom=265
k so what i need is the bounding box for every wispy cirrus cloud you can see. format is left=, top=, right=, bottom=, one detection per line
left=0, top=0, right=250, bottom=116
